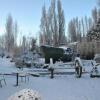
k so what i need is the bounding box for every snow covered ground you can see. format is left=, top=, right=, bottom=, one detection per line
left=0, top=57, right=100, bottom=100
left=8, top=89, right=41, bottom=100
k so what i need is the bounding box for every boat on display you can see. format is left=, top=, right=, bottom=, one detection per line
left=40, top=45, right=73, bottom=64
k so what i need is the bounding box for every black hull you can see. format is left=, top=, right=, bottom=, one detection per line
left=40, top=46, right=73, bottom=64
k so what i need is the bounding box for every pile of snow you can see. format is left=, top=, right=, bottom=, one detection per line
left=94, top=54, right=100, bottom=63
left=8, top=89, right=41, bottom=100
left=58, top=46, right=68, bottom=50
left=75, top=57, right=83, bottom=67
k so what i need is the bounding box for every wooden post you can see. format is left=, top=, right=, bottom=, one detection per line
left=0, top=81, right=2, bottom=87
left=49, top=68, right=54, bottom=79
left=51, top=68, right=54, bottom=79
left=16, top=73, right=19, bottom=86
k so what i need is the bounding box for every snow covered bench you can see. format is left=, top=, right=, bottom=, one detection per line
left=48, top=59, right=75, bottom=78
left=18, top=72, right=29, bottom=83
left=12, top=71, right=30, bottom=86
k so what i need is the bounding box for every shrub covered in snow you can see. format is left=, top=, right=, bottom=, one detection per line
left=94, top=54, right=100, bottom=63
left=8, top=89, right=41, bottom=100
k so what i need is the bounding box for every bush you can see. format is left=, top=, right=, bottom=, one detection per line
left=77, top=41, right=100, bottom=60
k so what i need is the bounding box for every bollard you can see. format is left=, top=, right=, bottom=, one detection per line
left=16, top=73, right=19, bottom=86
left=49, top=67, right=54, bottom=79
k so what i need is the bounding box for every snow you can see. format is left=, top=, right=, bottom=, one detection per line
left=0, top=57, right=100, bottom=100
left=69, top=42, right=78, bottom=46
left=0, top=58, right=16, bottom=74
left=94, top=54, right=100, bottom=58
left=1, top=75, right=100, bottom=100
left=8, top=89, right=41, bottom=100
left=58, top=46, right=68, bottom=50
left=75, top=57, right=83, bottom=68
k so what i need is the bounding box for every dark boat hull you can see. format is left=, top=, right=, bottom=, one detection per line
left=40, top=46, right=73, bottom=64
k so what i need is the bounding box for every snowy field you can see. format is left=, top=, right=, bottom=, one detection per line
left=0, top=57, right=100, bottom=100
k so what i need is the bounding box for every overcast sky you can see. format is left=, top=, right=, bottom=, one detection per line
left=0, top=0, right=97, bottom=39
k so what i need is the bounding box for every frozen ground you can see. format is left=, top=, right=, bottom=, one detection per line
left=0, top=57, right=100, bottom=100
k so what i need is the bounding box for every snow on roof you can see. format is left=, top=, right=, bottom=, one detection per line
left=8, top=89, right=41, bottom=100
left=69, top=42, right=78, bottom=46
left=40, top=45, right=71, bottom=50
left=58, top=46, right=69, bottom=50
left=40, top=45, right=53, bottom=48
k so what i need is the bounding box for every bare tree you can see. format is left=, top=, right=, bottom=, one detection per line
left=40, top=4, right=52, bottom=45
left=40, top=5, right=47, bottom=45
left=68, top=19, right=77, bottom=42
left=97, top=0, right=100, bottom=6
left=14, top=21, right=18, bottom=47
left=39, top=32, right=44, bottom=45
left=92, top=7, right=98, bottom=25
left=88, top=17, right=93, bottom=30
left=50, top=0, right=59, bottom=46
left=22, top=36, right=26, bottom=53
left=31, top=38, right=36, bottom=51
left=0, top=35, right=6, bottom=50
left=57, top=0, right=66, bottom=45
left=81, top=18, right=85, bottom=38
left=85, top=16, right=89, bottom=34
left=5, top=14, right=14, bottom=52
left=98, top=8, right=100, bottom=18
left=39, top=0, right=66, bottom=46
left=68, top=18, right=83, bottom=42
